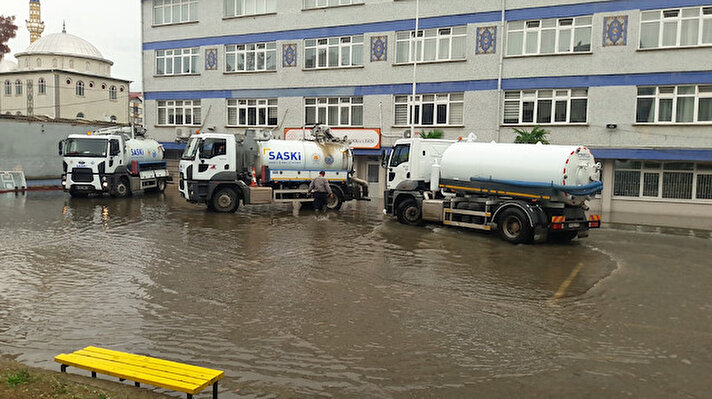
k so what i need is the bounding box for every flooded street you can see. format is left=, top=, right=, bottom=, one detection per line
left=1, top=189, right=711, bottom=398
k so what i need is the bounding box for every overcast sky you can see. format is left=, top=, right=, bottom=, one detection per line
left=4, top=0, right=143, bottom=91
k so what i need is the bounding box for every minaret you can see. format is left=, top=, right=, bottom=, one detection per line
left=26, top=0, right=45, bottom=44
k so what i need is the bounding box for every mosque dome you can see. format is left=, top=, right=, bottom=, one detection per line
left=16, top=31, right=110, bottom=64
left=0, top=59, right=18, bottom=72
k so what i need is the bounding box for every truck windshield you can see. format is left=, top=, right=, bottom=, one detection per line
left=182, top=137, right=200, bottom=160
left=389, top=144, right=410, bottom=167
left=64, top=138, right=108, bottom=157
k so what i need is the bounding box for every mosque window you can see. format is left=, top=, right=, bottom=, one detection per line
left=109, top=86, right=117, bottom=100
left=15, top=80, right=22, bottom=96
left=76, top=81, right=85, bottom=97
left=4, top=80, right=11, bottom=96
left=66, top=79, right=72, bottom=85
left=110, top=115, right=117, bottom=122
left=101, top=83, right=106, bottom=90
left=89, top=82, right=94, bottom=88
left=38, top=78, right=46, bottom=95
left=76, top=112, right=85, bottom=119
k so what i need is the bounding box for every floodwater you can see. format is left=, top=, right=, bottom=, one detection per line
left=1, top=190, right=710, bottom=398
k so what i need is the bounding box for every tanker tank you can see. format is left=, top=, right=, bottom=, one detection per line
left=439, top=142, right=601, bottom=205
left=124, top=138, right=165, bottom=162
left=255, top=139, right=353, bottom=176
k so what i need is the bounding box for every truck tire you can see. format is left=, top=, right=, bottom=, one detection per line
left=112, top=177, right=131, bottom=198
left=397, top=199, right=422, bottom=226
left=497, top=208, right=532, bottom=244
left=326, top=185, right=344, bottom=211
left=156, top=179, right=167, bottom=192
left=211, top=187, right=239, bottom=213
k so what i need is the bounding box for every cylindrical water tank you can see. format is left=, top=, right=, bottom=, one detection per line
left=440, top=142, right=600, bottom=204
left=255, top=140, right=353, bottom=174
left=125, top=138, right=164, bottom=162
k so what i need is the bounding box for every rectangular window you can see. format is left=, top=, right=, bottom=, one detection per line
left=304, top=97, right=363, bottom=126
left=506, top=16, right=592, bottom=56
left=304, top=36, right=363, bottom=69
left=225, top=42, right=276, bottom=72
left=395, top=26, right=467, bottom=63
left=503, top=89, right=587, bottom=125
left=394, top=93, right=464, bottom=126
left=156, top=48, right=199, bottom=75
left=227, top=99, right=277, bottom=126
left=640, top=6, right=712, bottom=49
left=153, top=0, right=198, bottom=25
left=224, top=0, right=276, bottom=17
left=636, top=85, right=712, bottom=124
left=157, top=100, right=201, bottom=126
left=303, top=0, right=363, bottom=9
left=613, top=161, right=712, bottom=200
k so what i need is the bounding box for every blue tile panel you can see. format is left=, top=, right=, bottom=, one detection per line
left=603, top=16, right=628, bottom=47
left=476, top=26, right=497, bottom=55
left=370, top=36, right=388, bottom=62
left=591, top=148, right=712, bottom=162
left=143, top=0, right=710, bottom=50
left=144, top=71, right=712, bottom=100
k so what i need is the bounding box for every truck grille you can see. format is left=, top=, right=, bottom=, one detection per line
left=71, top=168, right=94, bottom=182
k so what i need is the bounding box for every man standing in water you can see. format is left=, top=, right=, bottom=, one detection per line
left=308, top=171, right=334, bottom=212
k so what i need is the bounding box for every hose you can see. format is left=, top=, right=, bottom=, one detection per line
left=469, top=177, right=603, bottom=196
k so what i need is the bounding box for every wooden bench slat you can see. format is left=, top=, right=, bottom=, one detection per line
left=75, top=347, right=221, bottom=381
left=82, top=346, right=222, bottom=379
left=55, top=353, right=203, bottom=393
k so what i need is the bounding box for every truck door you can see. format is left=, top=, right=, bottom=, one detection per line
left=194, top=137, right=230, bottom=181
left=387, top=143, right=411, bottom=190
left=108, top=139, right=121, bottom=170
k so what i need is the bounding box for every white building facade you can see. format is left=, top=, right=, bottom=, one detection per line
left=141, top=0, right=712, bottom=229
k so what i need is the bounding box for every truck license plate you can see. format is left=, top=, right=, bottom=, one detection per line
left=569, top=223, right=580, bottom=228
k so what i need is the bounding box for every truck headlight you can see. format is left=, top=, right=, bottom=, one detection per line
left=61, top=180, right=66, bottom=186
left=102, top=182, right=108, bottom=188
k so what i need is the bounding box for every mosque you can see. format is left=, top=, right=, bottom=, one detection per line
left=0, top=0, right=129, bottom=123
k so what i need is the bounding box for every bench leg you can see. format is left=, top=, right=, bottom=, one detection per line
left=91, top=371, right=96, bottom=378
left=213, top=381, right=218, bottom=398
left=135, top=382, right=140, bottom=387
left=119, top=378, right=125, bottom=382
left=60, top=365, right=67, bottom=373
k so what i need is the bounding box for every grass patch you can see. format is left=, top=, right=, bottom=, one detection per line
left=6, top=369, right=32, bottom=387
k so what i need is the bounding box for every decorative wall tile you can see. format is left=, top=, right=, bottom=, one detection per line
left=283, top=44, right=297, bottom=67
left=205, top=48, right=218, bottom=70
left=370, top=36, right=387, bottom=62
left=476, top=26, right=497, bottom=54
left=603, top=16, right=628, bottom=47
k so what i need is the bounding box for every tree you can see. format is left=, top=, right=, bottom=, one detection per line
left=513, top=126, right=550, bottom=144
left=419, top=129, right=444, bottom=139
left=0, top=15, right=18, bottom=61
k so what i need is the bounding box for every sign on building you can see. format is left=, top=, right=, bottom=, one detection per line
left=284, top=128, right=381, bottom=149
left=0, top=171, right=27, bottom=192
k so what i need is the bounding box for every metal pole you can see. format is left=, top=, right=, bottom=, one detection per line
left=496, top=0, right=506, bottom=143
left=410, top=0, right=420, bottom=138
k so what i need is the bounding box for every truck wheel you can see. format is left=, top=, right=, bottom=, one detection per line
left=156, top=179, right=167, bottom=192
left=326, top=186, right=344, bottom=211
left=497, top=208, right=532, bottom=244
left=397, top=199, right=422, bottom=226
left=211, top=187, right=239, bottom=213
left=112, top=178, right=130, bottom=198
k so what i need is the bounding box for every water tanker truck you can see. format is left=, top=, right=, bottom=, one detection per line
left=59, top=126, right=170, bottom=197
left=384, top=135, right=603, bottom=244
left=179, top=125, right=369, bottom=212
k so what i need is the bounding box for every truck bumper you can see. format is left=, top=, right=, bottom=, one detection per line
left=62, top=173, right=108, bottom=194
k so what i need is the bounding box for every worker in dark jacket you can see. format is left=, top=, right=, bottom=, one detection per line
left=308, top=171, right=334, bottom=212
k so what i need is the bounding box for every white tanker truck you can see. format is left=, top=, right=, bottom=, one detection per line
left=178, top=125, right=369, bottom=212
left=384, top=135, right=603, bottom=244
left=59, top=126, right=171, bottom=198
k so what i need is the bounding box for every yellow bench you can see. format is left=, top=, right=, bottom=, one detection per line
left=54, top=346, right=224, bottom=399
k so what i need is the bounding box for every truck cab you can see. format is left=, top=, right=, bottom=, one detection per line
left=178, top=132, right=239, bottom=202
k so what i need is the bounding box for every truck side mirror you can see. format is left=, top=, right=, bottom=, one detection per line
left=380, top=149, right=389, bottom=168
left=58, top=141, right=63, bottom=156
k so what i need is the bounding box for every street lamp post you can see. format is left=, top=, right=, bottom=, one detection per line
left=410, top=0, right=420, bottom=138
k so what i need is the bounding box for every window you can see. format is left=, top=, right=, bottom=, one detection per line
left=110, top=115, right=117, bottom=122
left=153, top=0, right=197, bottom=25
left=227, top=99, right=277, bottom=126
left=15, top=80, right=22, bottom=96
left=303, top=0, right=363, bottom=9
left=76, top=81, right=85, bottom=96
left=38, top=78, right=46, bottom=95
left=640, top=6, right=712, bottom=49
left=224, top=0, right=275, bottom=17
left=503, top=89, right=588, bottom=125
left=305, top=36, right=363, bottom=69
left=157, top=100, right=201, bottom=125
left=4, top=80, right=10, bottom=96
left=156, top=48, right=199, bottom=75
left=76, top=112, right=85, bottom=119
left=396, top=26, right=467, bottom=63
left=506, top=16, right=592, bottom=56
left=636, top=85, right=712, bottom=124
left=304, top=97, right=363, bottom=126
left=613, top=161, right=712, bottom=200
left=226, top=43, right=276, bottom=72
left=389, top=144, right=410, bottom=167
left=109, top=86, right=117, bottom=100
left=394, top=93, right=464, bottom=126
